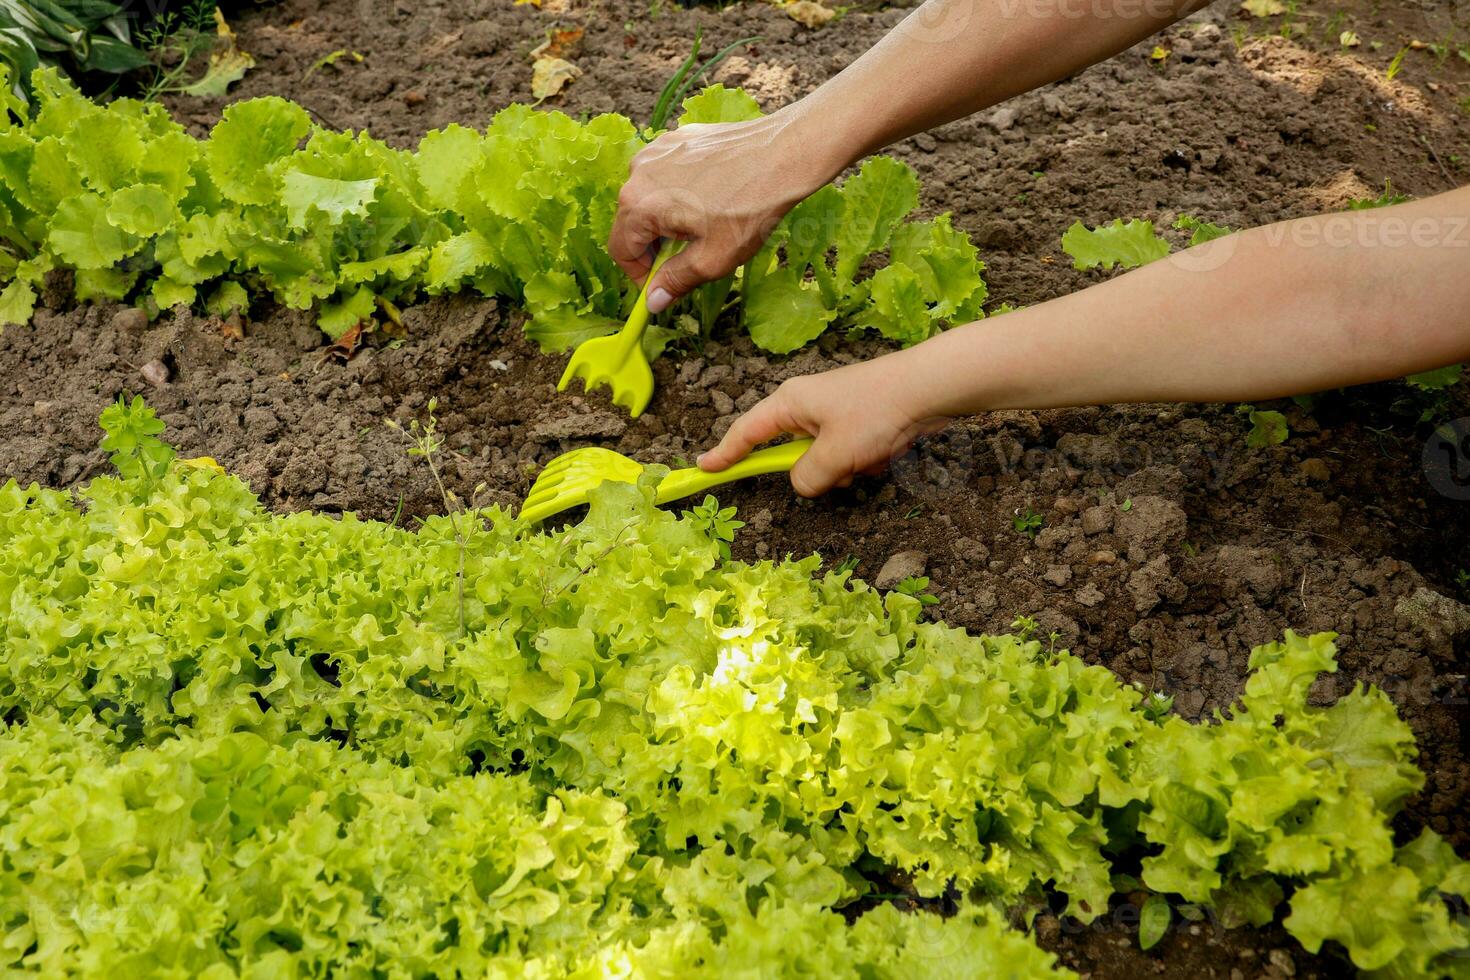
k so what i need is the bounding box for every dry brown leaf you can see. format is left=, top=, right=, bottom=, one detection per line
left=320, top=322, right=364, bottom=365
left=532, top=57, right=582, bottom=99
left=219, top=312, right=245, bottom=342
left=530, top=27, right=585, bottom=61
left=784, top=0, right=836, bottom=27
left=181, top=9, right=256, bottom=97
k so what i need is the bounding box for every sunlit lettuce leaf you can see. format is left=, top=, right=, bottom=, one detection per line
left=677, top=83, right=762, bottom=126
left=1062, top=218, right=1171, bottom=270
left=525, top=306, right=620, bottom=352
left=106, top=184, right=179, bottom=238
left=834, top=155, right=919, bottom=283
left=48, top=192, right=141, bottom=268
left=743, top=264, right=837, bottom=354
left=854, top=262, right=931, bottom=344
left=204, top=97, right=312, bottom=206
left=278, top=170, right=379, bottom=229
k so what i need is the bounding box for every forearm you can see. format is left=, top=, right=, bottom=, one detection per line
left=783, top=0, right=1205, bottom=181
left=896, top=188, right=1470, bottom=417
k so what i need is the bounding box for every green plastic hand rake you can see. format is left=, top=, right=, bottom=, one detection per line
left=519, top=439, right=813, bottom=524
left=556, top=241, right=678, bottom=418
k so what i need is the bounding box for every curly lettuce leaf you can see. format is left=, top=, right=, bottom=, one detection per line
left=1062, top=218, right=1171, bottom=270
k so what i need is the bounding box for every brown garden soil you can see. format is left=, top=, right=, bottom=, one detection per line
left=5, top=0, right=1470, bottom=975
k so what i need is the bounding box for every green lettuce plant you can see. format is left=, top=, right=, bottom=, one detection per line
left=0, top=66, right=988, bottom=358
left=0, top=402, right=1464, bottom=975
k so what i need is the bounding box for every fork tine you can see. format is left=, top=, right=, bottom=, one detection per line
left=522, top=486, right=572, bottom=512
left=528, top=459, right=573, bottom=489
left=530, top=457, right=587, bottom=488
left=526, top=474, right=587, bottom=504
left=541, top=449, right=589, bottom=472
left=527, top=472, right=568, bottom=497
left=533, top=456, right=569, bottom=478
left=520, top=490, right=587, bottom=523
left=529, top=472, right=617, bottom=509
left=557, top=359, right=581, bottom=392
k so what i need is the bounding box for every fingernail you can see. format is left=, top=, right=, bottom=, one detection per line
left=647, top=287, right=672, bottom=314
left=696, top=452, right=712, bottom=469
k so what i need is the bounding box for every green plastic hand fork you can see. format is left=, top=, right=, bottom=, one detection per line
left=556, top=241, right=678, bottom=418
left=519, top=439, right=813, bottom=524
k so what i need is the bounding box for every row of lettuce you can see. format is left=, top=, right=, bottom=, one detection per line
left=0, top=65, right=987, bottom=355
left=0, top=400, right=1463, bottom=975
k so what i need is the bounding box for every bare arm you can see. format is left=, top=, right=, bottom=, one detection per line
left=700, top=188, right=1470, bottom=496
left=611, top=0, right=1204, bottom=311
left=795, top=0, right=1203, bottom=166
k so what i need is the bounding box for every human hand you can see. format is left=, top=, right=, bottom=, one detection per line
left=608, top=109, right=842, bottom=314
left=697, top=356, right=949, bottom=497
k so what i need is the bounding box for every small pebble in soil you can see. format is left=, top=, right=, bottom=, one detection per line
left=950, top=536, right=988, bottom=564
left=111, top=307, right=148, bottom=333
left=1088, top=550, right=1118, bottom=565
left=1298, top=457, right=1330, bottom=481
left=875, top=550, right=928, bottom=590
left=140, top=359, right=170, bottom=387
left=1081, top=505, right=1112, bottom=535
left=1043, top=565, right=1072, bottom=587
left=1075, top=583, right=1105, bottom=607
left=490, top=359, right=509, bottom=372
left=988, top=106, right=1018, bottom=131
left=697, top=364, right=733, bottom=389
left=402, top=90, right=427, bottom=107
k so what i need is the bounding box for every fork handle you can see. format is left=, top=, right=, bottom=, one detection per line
left=655, top=439, right=814, bottom=505
left=614, top=240, right=679, bottom=358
